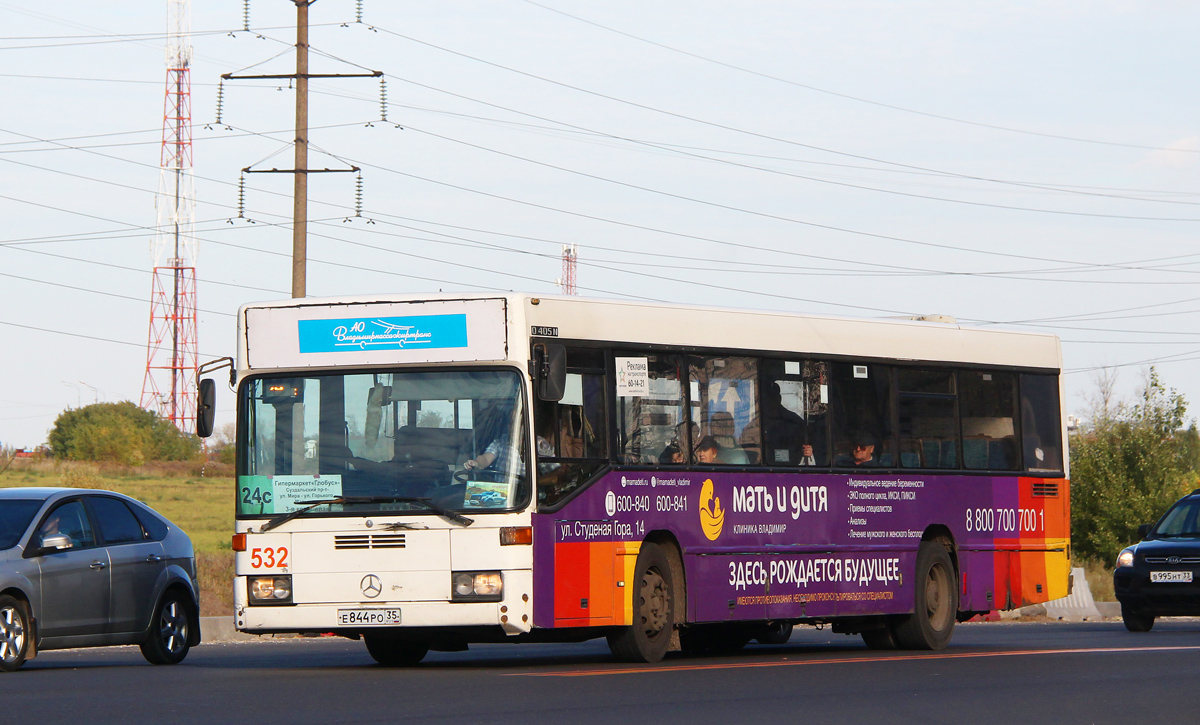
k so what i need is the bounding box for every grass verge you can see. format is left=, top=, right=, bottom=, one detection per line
left=1077, top=558, right=1116, bottom=602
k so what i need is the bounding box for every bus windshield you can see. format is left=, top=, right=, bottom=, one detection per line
left=237, top=369, right=528, bottom=518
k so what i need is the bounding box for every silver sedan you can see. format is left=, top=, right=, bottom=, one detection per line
left=0, top=488, right=200, bottom=671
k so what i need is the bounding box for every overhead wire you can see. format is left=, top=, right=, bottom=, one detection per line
left=520, top=0, right=1199, bottom=155
left=364, top=23, right=1200, bottom=209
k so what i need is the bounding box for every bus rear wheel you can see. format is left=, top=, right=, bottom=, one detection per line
left=364, top=631, right=429, bottom=666
left=893, top=541, right=957, bottom=650
left=607, top=543, right=675, bottom=663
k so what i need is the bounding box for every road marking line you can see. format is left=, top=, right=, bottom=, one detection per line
left=516, top=645, right=1200, bottom=677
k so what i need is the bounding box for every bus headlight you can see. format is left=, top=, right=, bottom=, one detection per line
left=249, top=575, right=293, bottom=605
left=1116, top=548, right=1135, bottom=569
left=452, top=571, right=503, bottom=601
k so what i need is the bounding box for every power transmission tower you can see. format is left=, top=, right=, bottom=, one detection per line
left=141, top=0, right=199, bottom=432
left=223, top=1, right=379, bottom=298
left=558, top=244, right=578, bottom=295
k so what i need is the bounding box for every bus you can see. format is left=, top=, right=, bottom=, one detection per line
left=198, top=293, right=1070, bottom=664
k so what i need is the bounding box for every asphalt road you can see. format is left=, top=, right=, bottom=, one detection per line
left=4, top=620, right=1200, bottom=724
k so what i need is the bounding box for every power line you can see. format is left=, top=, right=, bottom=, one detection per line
left=520, top=0, right=1199, bottom=155
left=368, top=24, right=1199, bottom=207
left=0, top=317, right=221, bottom=357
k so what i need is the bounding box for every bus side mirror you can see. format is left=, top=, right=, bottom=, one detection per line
left=533, top=343, right=567, bottom=402
left=197, top=378, right=216, bottom=438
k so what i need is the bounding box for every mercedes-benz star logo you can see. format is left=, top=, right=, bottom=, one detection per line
left=360, top=574, right=382, bottom=599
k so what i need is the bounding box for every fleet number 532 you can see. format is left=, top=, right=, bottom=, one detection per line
left=250, top=547, right=289, bottom=569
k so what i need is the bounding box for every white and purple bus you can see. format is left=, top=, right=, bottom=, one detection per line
left=200, top=293, right=1069, bottom=664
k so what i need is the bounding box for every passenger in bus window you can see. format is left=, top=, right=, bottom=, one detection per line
left=534, top=417, right=560, bottom=476
left=836, top=433, right=877, bottom=467
left=763, top=382, right=805, bottom=465
left=558, top=407, right=586, bottom=458
left=695, top=436, right=721, bottom=464
left=658, top=442, right=685, bottom=464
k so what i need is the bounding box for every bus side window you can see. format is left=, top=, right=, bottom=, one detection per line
left=536, top=350, right=610, bottom=508
left=1020, top=373, right=1063, bottom=472
left=617, top=354, right=684, bottom=465
left=960, top=371, right=1019, bottom=471
left=762, top=359, right=829, bottom=466
left=688, top=356, right=760, bottom=465
left=830, top=363, right=894, bottom=468
left=896, top=369, right=958, bottom=470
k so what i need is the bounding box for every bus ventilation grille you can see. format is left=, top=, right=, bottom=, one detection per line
left=334, top=534, right=407, bottom=550
left=1031, top=482, right=1059, bottom=498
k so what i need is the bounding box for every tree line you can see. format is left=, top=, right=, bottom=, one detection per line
left=1069, top=368, right=1200, bottom=565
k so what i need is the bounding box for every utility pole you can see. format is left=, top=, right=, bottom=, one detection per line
left=222, top=1, right=379, bottom=299
left=292, top=0, right=308, bottom=298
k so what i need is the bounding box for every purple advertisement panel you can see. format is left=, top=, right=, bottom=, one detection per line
left=532, top=469, right=1065, bottom=629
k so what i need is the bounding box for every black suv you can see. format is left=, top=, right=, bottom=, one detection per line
left=1114, top=489, right=1200, bottom=632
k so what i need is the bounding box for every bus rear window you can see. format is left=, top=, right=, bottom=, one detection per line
left=1020, top=373, right=1063, bottom=473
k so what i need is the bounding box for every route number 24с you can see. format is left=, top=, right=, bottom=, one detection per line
left=250, top=547, right=288, bottom=569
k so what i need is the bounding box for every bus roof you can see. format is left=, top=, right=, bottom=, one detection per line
left=237, top=292, right=1061, bottom=372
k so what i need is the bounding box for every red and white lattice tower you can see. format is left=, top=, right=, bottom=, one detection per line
left=558, top=244, right=578, bottom=295
left=140, top=0, right=198, bottom=432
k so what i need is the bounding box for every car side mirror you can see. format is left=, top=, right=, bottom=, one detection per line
left=39, top=534, right=72, bottom=552
left=532, top=343, right=566, bottom=402
left=1137, top=524, right=1153, bottom=540
left=196, top=378, right=216, bottom=438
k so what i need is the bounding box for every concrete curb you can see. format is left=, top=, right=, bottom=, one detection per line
left=1095, top=602, right=1120, bottom=618
left=200, top=617, right=259, bottom=643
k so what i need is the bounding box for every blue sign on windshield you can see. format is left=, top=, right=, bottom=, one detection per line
left=297, top=314, right=468, bottom=353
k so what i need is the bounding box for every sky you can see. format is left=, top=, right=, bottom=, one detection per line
left=1, top=1, right=1198, bottom=448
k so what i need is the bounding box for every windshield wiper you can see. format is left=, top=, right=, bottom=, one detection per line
left=260, top=496, right=364, bottom=532
left=258, top=495, right=473, bottom=532
left=382, top=497, right=474, bottom=527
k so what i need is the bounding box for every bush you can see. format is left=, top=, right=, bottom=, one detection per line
left=1070, top=369, right=1200, bottom=565
left=48, top=401, right=201, bottom=465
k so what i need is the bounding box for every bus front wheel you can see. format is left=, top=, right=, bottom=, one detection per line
left=364, top=631, right=429, bottom=666
left=893, top=541, right=957, bottom=650
left=607, top=543, right=675, bottom=663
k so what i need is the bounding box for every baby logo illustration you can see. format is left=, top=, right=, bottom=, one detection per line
left=698, top=478, right=724, bottom=541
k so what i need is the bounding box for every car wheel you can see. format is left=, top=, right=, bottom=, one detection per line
left=364, top=632, right=429, bottom=666
left=893, top=541, right=958, bottom=650
left=0, top=595, right=30, bottom=673
left=1121, top=604, right=1155, bottom=632
left=607, top=543, right=676, bottom=663
left=140, top=590, right=192, bottom=665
